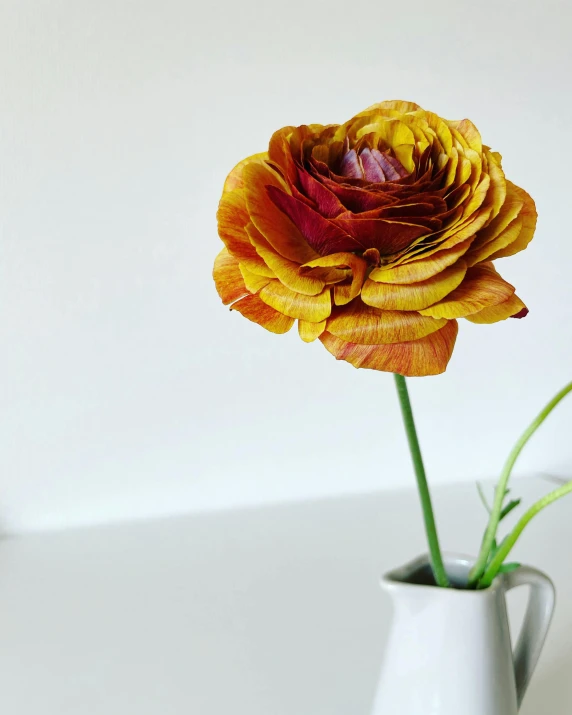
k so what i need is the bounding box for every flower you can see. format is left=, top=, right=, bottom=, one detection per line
left=213, top=100, right=536, bottom=376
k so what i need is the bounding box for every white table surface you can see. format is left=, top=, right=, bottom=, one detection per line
left=0, top=477, right=570, bottom=714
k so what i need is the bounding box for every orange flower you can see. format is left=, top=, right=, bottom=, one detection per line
left=214, top=100, right=536, bottom=376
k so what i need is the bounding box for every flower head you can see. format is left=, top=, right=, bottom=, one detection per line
left=214, top=100, right=536, bottom=376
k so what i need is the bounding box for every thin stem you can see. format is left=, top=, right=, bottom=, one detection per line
left=478, top=480, right=572, bottom=588
left=469, top=380, right=572, bottom=587
left=393, top=374, right=449, bottom=588
left=476, top=482, right=492, bottom=514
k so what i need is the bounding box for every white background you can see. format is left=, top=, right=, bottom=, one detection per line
left=1, top=0, right=571, bottom=533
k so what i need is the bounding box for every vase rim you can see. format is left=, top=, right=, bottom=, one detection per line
left=381, top=552, right=505, bottom=594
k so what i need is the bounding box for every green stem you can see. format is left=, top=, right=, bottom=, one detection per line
left=469, top=380, right=572, bottom=587
left=393, top=374, right=449, bottom=588
left=478, top=480, right=572, bottom=588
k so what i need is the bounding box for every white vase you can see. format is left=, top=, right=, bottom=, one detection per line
left=371, top=554, right=555, bottom=715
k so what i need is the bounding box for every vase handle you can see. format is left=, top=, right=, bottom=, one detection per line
left=504, top=565, right=556, bottom=709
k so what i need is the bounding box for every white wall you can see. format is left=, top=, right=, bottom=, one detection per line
left=1, top=0, right=571, bottom=534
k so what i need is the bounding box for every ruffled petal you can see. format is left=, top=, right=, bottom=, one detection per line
left=222, top=153, right=268, bottom=193
left=465, top=294, right=527, bottom=324
left=247, top=223, right=326, bottom=296
left=301, top=252, right=368, bottom=306
left=419, top=263, right=515, bottom=319
left=243, top=162, right=319, bottom=263
left=364, top=100, right=422, bottom=114
left=297, top=167, right=345, bottom=218
left=370, top=239, right=472, bottom=284
left=267, top=185, right=363, bottom=254
left=238, top=264, right=272, bottom=294
left=465, top=217, right=523, bottom=266
left=326, top=302, right=447, bottom=344
left=267, top=128, right=298, bottom=184
left=259, top=280, right=332, bottom=322
left=332, top=217, right=429, bottom=254
left=213, top=248, right=248, bottom=305
left=231, top=294, right=294, bottom=334
left=319, top=320, right=458, bottom=376
left=464, top=180, right=525, bottom=265
left=411, top=206, right=492, bottom=257
left=462, top=174, right=490, bottom=218
left=447, top=119, right=482, bottom=153
left=487, top=184, right=537, bottom=260
left=298, top=319, right=326, bottom=342
left=217, top=190, right=275, bottom=277
left=484, top=149, right=507, bottom=220
left=361, top=261, right=467, bottom=311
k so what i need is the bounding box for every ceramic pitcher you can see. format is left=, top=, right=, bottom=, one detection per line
left=371, top=554, right=555, bottom=715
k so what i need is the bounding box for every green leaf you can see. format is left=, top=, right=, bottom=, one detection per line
left=498, top=562, right=521, bottom=574
left=488, top=535, right=509, bottom=565
left=500, top=498, right=522, bottom=521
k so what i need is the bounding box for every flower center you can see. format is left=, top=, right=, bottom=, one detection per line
left=339, top=147, right=408, bottom=183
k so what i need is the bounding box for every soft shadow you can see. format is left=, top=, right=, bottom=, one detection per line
left=0, top=512, right=11, bottom=539
left=521, top=648, right=572, bottom=715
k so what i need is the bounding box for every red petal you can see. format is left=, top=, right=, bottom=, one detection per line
left=267, top=185, right=364, bottom=255
left=297, top=167, right=345, bottom=218
left=332, top=217, right=429, bottom=254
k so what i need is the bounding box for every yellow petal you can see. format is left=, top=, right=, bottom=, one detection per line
left=213, top=248, right=248, bottom=305
left=419, top=206, right=492, bottom=256
left=443, top=147, right=459, bottom=188
left=243, top=162, right=318, bottom=264
left=302, top=252, right=368, bottom=306
left=319, top=320, right=458, bottom=376
left=223, top=153, right=269, bottom=193
left=465, top=294, right=527, bottom=324
left=268, top=127, right=298, bottom=184
left=464, top=148, right=483, bottom=192
left=419, top=263, right=515, bottom=319
left=246, top=223, right=325, bottom=296
left=217, top=190, right=275, bottom=277
left=389, top=207, right=490, bottom=270
left=447, top=184, right=471, bottom=210
left=484, top=149, right=507, bottom=220
left=298, top=320, right=326, bottom=342
left=326, top=302, right=446, bottom=345
left=259, top=280, right=332, bottom=322
left=487, top=184, right=537, bottom=260
left=377, top=100, right=422, bottom=113
left=231, top=294, right=294, bottom=334
left=468, top=180, right=524, bottom=252
left=447, top=119, right=482, bottom=153
left=334, top=282, right=361, bottom=306
left=379, top=118, right=416, bottom=148
left=462, top=174, right=490, bottom=218
left=361, top=261, right=467, bottom=311
left=454, top=152, right=472, bottom=186
left=420, top=111, right=453, bottom=154
left=370, top=240, right=473, bottom=284
left=358, top=117, right=416, bottom=173
left=393, top=144, right=415, bottom=174
left=239, top=264, right=272, bottom=294
left=465, top=217, right=523, bottom=266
